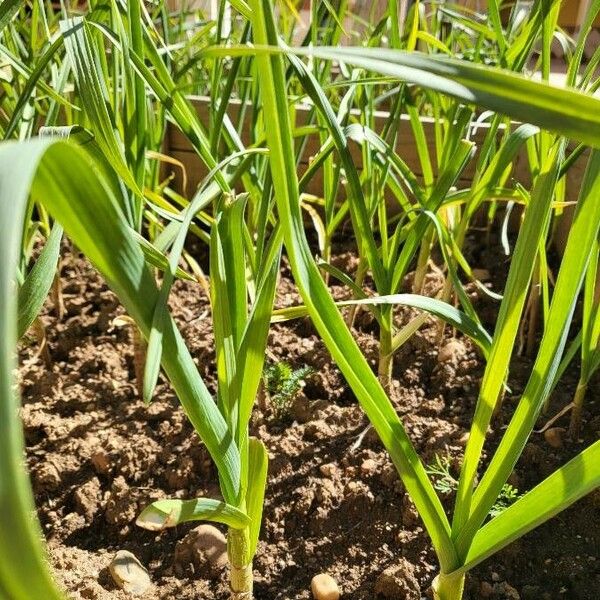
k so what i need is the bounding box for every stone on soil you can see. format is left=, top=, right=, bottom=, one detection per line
left=311, top=573, right=340, bottom=600
left=109, top=550, right=151, bottom=596
left=437, top=339, right=466, bottom=364
left=544, top=427, right=564, bottom=448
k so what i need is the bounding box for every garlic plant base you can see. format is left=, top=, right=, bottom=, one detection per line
left=230, top=563, right=253, bottom=600
left=432, top=571, right=466, bottom=600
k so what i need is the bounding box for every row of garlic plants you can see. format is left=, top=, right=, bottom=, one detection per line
left=1, top=1, right=600, bottom=599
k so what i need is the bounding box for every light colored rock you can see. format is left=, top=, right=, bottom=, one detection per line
left=311, top=573, right=340, bottom=600
left=109, top=550, right=152, bottom=596
left=319, top=463, right=338, bottom=478
left=193, top=524, right=227, bottom=570
left=544, top=427, right=564, bottom=448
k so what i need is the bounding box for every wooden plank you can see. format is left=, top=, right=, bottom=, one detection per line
left=168, top=96, right=495, bottom=177
left=163, top=96, right=589, bottom=205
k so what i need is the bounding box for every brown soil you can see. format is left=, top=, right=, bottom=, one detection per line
left=19, top=237, right=600, bottom=600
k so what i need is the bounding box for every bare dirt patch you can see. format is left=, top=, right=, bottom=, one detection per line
left=20, top=240, right=600, bottom=599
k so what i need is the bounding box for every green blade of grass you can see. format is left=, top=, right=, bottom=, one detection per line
left=210, top=194, right=247, bottom=429
left=287, top=46, right=600, bottom=148
left=245, top=438, right=269, bottom=557
left=208, top=43, right=600, bottom=147
left=60, top=17, right=139, bottom=202
left=237, top=231, right=282, bottom=437
left=273, top=293, right=491, bottom=356
left=0, top=0, right=21, bottom=32
left=468, top=124, right=540, bottom=218
left=143, top=149, right=265, bottom=405
left=4, top=36, right=64, bottom=140
left=316, top=259, right=383, bottom=324
left=126, top=0, right=147, bottom=197
left=452, top=143, right=563, bottom=537
left=391, top=139, right=474, bottom=293
left=566, top=0, right=600, bottom=87
left=23, top=138, right=241, bottom=503
left=0, top=144, right=65, bottom=600
left=286, top=49, right=387, bottom=292
left=0, top=41, right=74, bottom=120
left=131, top=230, right=196, bottom=282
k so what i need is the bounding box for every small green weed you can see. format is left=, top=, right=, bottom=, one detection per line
left=263, top=361, right=314, bottom=418
left=426, top=454, right=521, bottom=519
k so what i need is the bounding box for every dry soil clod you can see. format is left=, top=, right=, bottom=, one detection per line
left=374, top=559, right=420, bottom=599
left=174, top=524, right=228, bottom=578
left=437, top=339, right=466, bottom=364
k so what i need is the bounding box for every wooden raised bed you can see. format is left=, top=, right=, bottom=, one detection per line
left=164, top=95, right=589, bottom=206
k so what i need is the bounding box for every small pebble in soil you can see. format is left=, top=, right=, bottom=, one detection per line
left=319, top=462, right=338, bottom=478
left=311, top=573, right=340, bottom=600
left=109, top=550, right=152, bottom=596
left=543, top=427, right=565, bottom=448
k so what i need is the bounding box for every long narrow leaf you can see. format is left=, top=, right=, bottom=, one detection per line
left=0, top=145, right=64, bottom=600
left=458, top=440, right=600, bottom=573
left=0, top=0, right=21, bottom=32
left=246, top=438, right=269, bottom=557
left=24, top=139, right=241, bottom=504
left=452, top=144, right=562, bottom=536
left=456, top=149, right=600, bottom=556
left=273, top=294, right=491, bottom=355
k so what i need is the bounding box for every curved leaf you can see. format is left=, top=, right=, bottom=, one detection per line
left=136, top=498, right=250, bottom=531
left=288, top=47, right=600, bottom=147
left=34, top=139, right=242, bottom=503
left=249, top=0, right=458, bottom=572
left=273, top=294, right=492, bottom=356
left=0, top=145, right=64, bottom=600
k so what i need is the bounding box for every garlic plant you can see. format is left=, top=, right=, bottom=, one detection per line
left=244, top=0, right=600, bottom=598
left=2, top=2, right=600, bottom=600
